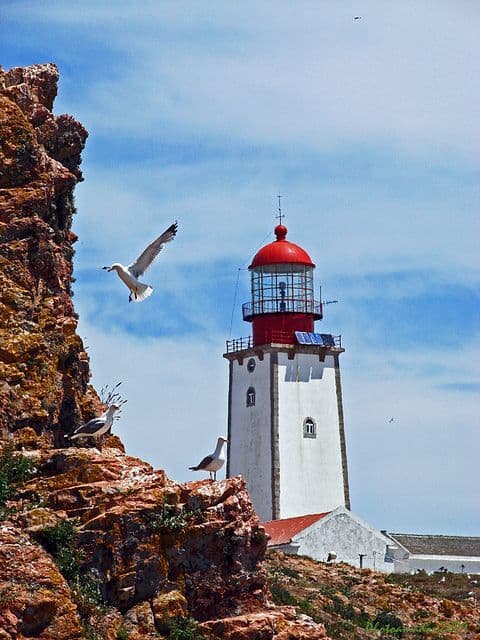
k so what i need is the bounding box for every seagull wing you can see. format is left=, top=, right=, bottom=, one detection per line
left=73, top=417, right=105, bottom=436
left=190, top=454, right=214, bottom=471
left=128, top=222, right=178, bottom=278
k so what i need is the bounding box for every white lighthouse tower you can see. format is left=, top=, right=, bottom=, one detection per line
left=224, top=221, right=350, bottom=521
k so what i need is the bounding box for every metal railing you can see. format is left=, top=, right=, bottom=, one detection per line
left=225, top=336, right=253, bottom=353
left=225, top=332, right=342, bottom=353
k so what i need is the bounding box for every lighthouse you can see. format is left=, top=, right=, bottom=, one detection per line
left=224, top=221, right=350, bottom=521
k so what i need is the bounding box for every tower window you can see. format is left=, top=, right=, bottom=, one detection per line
left=246, top=387, right=256, bottom=407
left=303, top=417, right=316, bottom=438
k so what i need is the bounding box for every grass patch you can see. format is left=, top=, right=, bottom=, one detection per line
left=385, top=571, right=478, bottom=601
left=0, top=443, right=36, bottom=516
left=269, top=582, right=298, bottom=606
left=166, top=617, right=206, bottom=640
left=143, top=505, right=195, bottom=533
left=278, top=565, right=301, bottom=579
left=36, top=519, right=106, bottom=615
left=36, top=519, right=82, bottom=581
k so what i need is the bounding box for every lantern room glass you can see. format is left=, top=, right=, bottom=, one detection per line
left=250, top=264, right=315, bottom=315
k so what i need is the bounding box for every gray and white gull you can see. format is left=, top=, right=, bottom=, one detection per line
left=189, top=436, right=228, bottom=480
left=67, top=404, right=120, bottom=441
left=103, top=221, right=178, bottom=302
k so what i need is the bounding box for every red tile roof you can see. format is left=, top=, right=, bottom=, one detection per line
left=263, top=512, right=331, bottom=546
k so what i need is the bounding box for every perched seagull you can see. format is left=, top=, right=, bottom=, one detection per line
left=103, top=221, right=178, bottom=302
left=67, top=404, right=120, bottom=441
left=189, top=437, right=228, bottom=480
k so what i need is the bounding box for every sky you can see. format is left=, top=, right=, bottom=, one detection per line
left=1, top=1, right=479, bottom=536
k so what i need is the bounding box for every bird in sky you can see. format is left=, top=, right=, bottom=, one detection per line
left=354, top=16, right=362, bottom=20
left=189, top=436, right=228, bottom=480
left=388, top=418, right=395, bottom=423
left=102, top=221, right=178, bottom=302
left=67, top=404, right=120, bottom=441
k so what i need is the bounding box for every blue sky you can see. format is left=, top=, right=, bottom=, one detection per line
left=2, top=1, right=479, bottom=535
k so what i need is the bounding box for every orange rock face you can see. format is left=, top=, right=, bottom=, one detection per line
left=0, top=64, right=328, bottom=639
left=0, top=524, right=83, bottom=639
left=3, top=445, right=328, bottom=638
left=0, top=62, right=100, bottom=443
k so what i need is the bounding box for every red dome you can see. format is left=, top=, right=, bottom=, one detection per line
left=250, top=224, right=315, bottom=268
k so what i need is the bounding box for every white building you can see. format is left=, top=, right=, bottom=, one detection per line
left=224, top=222, right=349, bottom=521
left=263, top=511, right=480, bottom=574
left=263, top=506, right=396, bottom=573
left=386, top=533, right=480, bottom=574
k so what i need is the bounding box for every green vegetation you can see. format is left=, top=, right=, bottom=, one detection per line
left=36, top=519, right=82, bottom=581
left=277, top=565, right=300, bottom=579
left=0, top=443, right=36, bottom=516
left=144, top=504, right=194, bottom=533
left=269, top=582, right=297, bottom=606
left=267, top=558, right=375, bottom=639
left=116, top=627, right=129, bottom=640
left=166, top=617, right=206, bottom=640
left=82, top=621, right=103, bottom=640
left=385, top=570, right=478, bottom=602
left=36, top=519, right=105, bottom=615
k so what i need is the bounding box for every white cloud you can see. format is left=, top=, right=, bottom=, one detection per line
left=72, top=161, right=480, bottom=284
left=10, top=1, right=480, bottom=159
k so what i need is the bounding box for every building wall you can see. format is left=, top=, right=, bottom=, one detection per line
left=393, top=554, right=480, bottom=575
left=277, top=352, right=346, bottom=518
left=292, top=509, right=394, bottom=572
left=228, top=353, right=273, bottom=521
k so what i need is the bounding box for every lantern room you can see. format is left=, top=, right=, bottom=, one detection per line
left=242, top=224, right=323, bottom=346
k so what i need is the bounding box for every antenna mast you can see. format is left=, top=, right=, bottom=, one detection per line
left=276, top=194, right=284, bottom=225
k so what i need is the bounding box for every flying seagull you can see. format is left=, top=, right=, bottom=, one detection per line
left=354, top=16, right=362, bottom=20
left=103, top=221, right=178, bottom=302
left=67, top=404, right=120, bottom=441
left=189, top=437, right=228, bottom=480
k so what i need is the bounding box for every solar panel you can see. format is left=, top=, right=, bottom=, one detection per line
left=319, top=333, right=335, bottom=347
left=295, top=331, right=313, bottom=344
left=295, top=332, right=336, bottom=347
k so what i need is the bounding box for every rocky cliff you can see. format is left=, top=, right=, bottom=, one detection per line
left=0, top=62, right=99, bottom=445
left=0, top=64, right=327, bottom=639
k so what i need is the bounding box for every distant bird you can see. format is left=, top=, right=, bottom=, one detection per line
left=439, top=576, right=446, bottom=583
left=189, top=437, right=228, bottom=480
left=103, top=221, right=178, bottom=302
left=326, top=551, right=337, bottom=563
left=353, top=16, right=362, bottom=20
left=67, top=404, right=120, bottom=441
left=388, top=418, right=395, bottom=423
